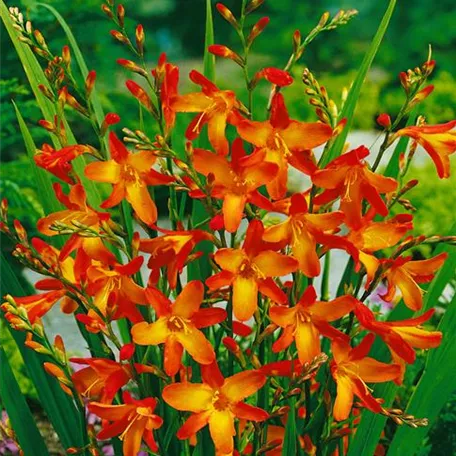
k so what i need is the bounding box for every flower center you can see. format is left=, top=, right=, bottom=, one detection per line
left=122, top=165, right=141, bottom=185
left=167, top=315, right=190, bottom=333
left=212, top=390, right=230, bottom=411
left=238, top=259, right=263, bottom=280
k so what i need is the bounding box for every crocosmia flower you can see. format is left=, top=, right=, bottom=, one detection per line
left=270, top=286, right=356, bottom=363
left=330, top=335, right=400, bottom=421
left=162, top=362, right=268, bottom=455
left=380, top=252, right=447, bottom=311
left=236, top=93, right=332, bottom=199
left=84, top=132, right=174, bottom=226
left=312, top=146, right=398, bottom=229
left=263, top=193, right=357, bottom=277
left=192, top=139, right=278, bottom=232
left=206, top=220, right=298, bottom=321
left=171, top=70, right=240, bottom=155
left=88, top=392, right=163, bottom=456
left=131, top=281, right=226, bottom=376
left=396, top=120, right=456, bottom=178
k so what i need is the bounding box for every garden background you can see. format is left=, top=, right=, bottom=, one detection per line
left=1, top=0, right=455, bottom=454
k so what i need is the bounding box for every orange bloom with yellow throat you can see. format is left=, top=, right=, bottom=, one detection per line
left=206, top=220, right=298, bottom=321
left=131, top=281, right=226, bottom=376
left=84, top=132, right=174, bottom=227
left=162, top=361, right=268, bottom=455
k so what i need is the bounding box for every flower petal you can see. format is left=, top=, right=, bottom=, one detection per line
left=208, top=410, right=235, bottom=454
left=131, top=318, right=170, bottom=345
left=177, top=411, right=211, bottom=440
left=125, top=182, right=158, bottom=226
left=332, top=374, right=354, bottom=421
left=176, top=326, right=215, bottom=365
left=173, top=280, right=204, bottom=318
left=253, top=251, right=298, bottom=277
left=221, top=370, right=266, bottom=402
left=162, top=383, right=214, bottom=412
left=232, top=402, right=269, bottom=422
left=232, top=276, right=258, bottom=321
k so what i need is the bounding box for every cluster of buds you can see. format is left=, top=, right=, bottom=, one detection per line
left=122, top=128, right=167, bottom=154
left=382, top=408, right=429, bottom=428
left=302, top=68, right=339, bottom=126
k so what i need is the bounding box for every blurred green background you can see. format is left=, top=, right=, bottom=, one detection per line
left=0, top=1, right=455, bottom=453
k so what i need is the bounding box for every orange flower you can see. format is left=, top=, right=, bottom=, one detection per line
left=396, top=120, right=456, bottom=178
left=236, top=93, right=332, bottom=199
left=270, top=286, right=356, bottom=363
left=347, top=213, right=413, bottom=287
left=31, top=237, right=79, bottom=313
left=171, top=70, right=240, bottom=155
left=312, top=146, right=398, bottom=229
left=37, top=183, right=116, bottom=264
left=88, top=391, right=163, bottom=456
left=86, top=256, right=146, bottom=323
left=206, top=220, right=298, bottom=321
left=380, top=253, right=447, bottom=311
left=354, top=303, right=442, bottom=366
left=263, top=193, right=357, bottom=277
left=2, top=290, right=66, bottom=327
left=139, top=228, right=213, bottom=289
left=162, top=362, right=268, bottom=455
left=330, top=335, right=400, bottom=421
left=131, top=281, right=226, bottom=376
left=71, top=357, right=133, bottom=403
left=84, top=132, right=174, bottom=227
left=192, top=139, right=278, bottom=232
left=34, top=143, right=93, bottom=184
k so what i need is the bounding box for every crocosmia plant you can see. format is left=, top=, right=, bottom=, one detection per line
left=1, top=0, right=456, bottom=455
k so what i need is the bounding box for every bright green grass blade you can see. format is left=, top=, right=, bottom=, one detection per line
left=0, top=253, right=86, bottom=450
left=34, top=2, right=105, bottom=128
left=203, top=0, right=215, bottom=82
left=322, top=0, right=397, bottom=167
left=348, top=224, right=456, bottom=456
left=282, top=396, right=298, bottom=455
left=13, top=102, right=63, bottom=227
left=387, top=288, right=456, bottom=456
left=0, top=347, right=49, bottom=456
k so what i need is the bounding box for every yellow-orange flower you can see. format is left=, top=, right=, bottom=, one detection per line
left=312, top=146, right=398, bottom=229
left=263, top=193, right=357, bottom=277
left=206, top=220, right=298, bottom=321
left=89, top=392, right=163, bottom=456
left=330, top=335, right=400, bottom=421
left=380, top=252, right=447, bottom=311
left=162, top=362, right=268, bottom=455
left=84, top=132, right=174, bottom=227
left=270, top=286, right=356, bottom=363
left=396, top=120, right=456, bottom=178
left=236, top=93, right=332, bottom=199
left=192, top=139, right=278, bottom=232
left=131, top=281, right=226, bottom=376
left=171, top=70, right=240, bottom=155
left=37, top=183, right=116, bottom=264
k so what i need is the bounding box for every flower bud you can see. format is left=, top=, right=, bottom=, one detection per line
left=85, top=70, right=96, bottom=97
left=62, top=45, right=71, bottom=67
left=136, top=24, right=145, bottom=55
left=377, top=113, right=391, bottom=129
left=126, top=80, right=154, bottom=112
left=411, top=84, right=434, bottom=105
left=215, top=4, right=238, bottom=28
left=209, top=214, right=224, bottom=231
left=254, top=67, right=293, bottom=87
left=38, top=119, right=55, bottom=132
left=117, top=4, right=125, bottom=28
left=120, top=343, right=135, bottom=360
left=293, top=30, right=301, bottom=54
left=247, top=17, right=269, bottom=46
left=245, top=0, right=265, bottom=15
left=208, top=45, right=244, bottom=66
left=111, top=30, right=129, bottom=45
left=38, top=84, right=54, bottom=101
left=101, top=4, right=113, bottom=19
left=101, top=113, right=121, bottom=136
left=117, top=59, right=148, bottom=77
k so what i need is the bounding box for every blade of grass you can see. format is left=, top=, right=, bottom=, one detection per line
left=282, top=396, right=298, bottom=455
left=1, top=253, right=86, bottom=450
left=321, top=0, right=397, bottom=167
left=203, top=0, right=215, bottom=82
left=0, top=347, right=49, bottom=456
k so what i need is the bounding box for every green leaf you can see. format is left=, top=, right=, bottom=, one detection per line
left=282, top=396, right=298, bottom=455
left=203, top=0, right=216, bottom=82
left=12, top=102, right=63, bottom=238
left=0, top=347, right=49, bottom=456
left=348, top=224, right=456, bottom=456
left=0, top=253, right=86, bottom=451
left=322, top=0, right=397, bottom=167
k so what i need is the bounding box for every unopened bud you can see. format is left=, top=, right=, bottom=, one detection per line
left=126, top=80, right=154, bottom=112
left=62, top=45, right=71, bottom=68
left=254, top=67, right=293, bottom=87
left=117, top=4, right=125, bottom=28
left=208, top=45, right=244, bottom=66
left=85, top=70, right=96, bottom=97
left=245, top=0, right=265, bottom=15
left=38, top=119, right=55, bottom=132
left=215, top=4, right=238, bottom=28
left=101, top=113, right=121, bottom=136
left=377, top=113, right=392, bottom=129
left=247, top=17, right=269, bottom=46
left=110, top=30, right=129, bottom=45
left=116, top=59, right=148, bottom=77
left=101, top=4, right=113, bottom=19
left=33, top=29, right=47, bottom=48
left=293, top=30, right=301, bottom=54
left=223, top=336, right=240, bottom=354
left=411, top=85, right=434, bottom=105
left=319, top=11, right=330, bottom=27
left=136, top=24, right=145, bottom=55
